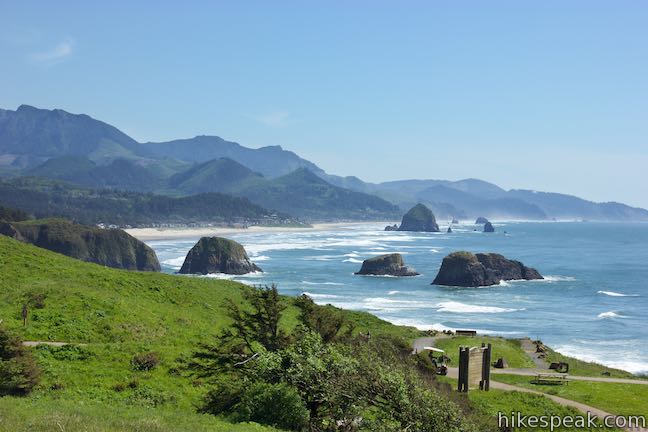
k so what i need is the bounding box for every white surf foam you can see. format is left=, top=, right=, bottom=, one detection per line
left=536, top=275, right=576, bottom=282
left=250, top=255, right=270, bottom=262
left=343, top=258, right=363, bottom=263
left=387, top=290, right=400, bottom=295
left=301, top=281, right=345, bottom=286
left=597, top=311, right=628, bottom=319
left=344, top=253, right=361, bottom=258
left=302, top=292, right=340, bottom=299
left=435, top=301, right=522, bottom=314
left=597, top=290, right=639, bottom=297
left=162, top=256, right=185, bottom=268
left=553, top=344, right=648, bottom=375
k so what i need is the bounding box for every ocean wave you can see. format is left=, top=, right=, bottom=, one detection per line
left=162, top=256, right=185, bottom=268
left=535, top=275, right=576, bottom=282
left=302, top=292, right=341, bottom=299
left=343, top=258, right=363, bottom=263
left=387, top=290, right=400, bottom=295
left=250, top=255, right=270, bottom=261
left=435, top=301, right=522, bottom=314
left=597, top=311, right=628, bottom=319
left=597, top=290, right=639, bottom=297
left=552, top=344, right=648, bottom=375
left=301, top=280, right=345, bottom=286
left=361, top=297, right=426, bottom=312
left=344, top=253, right=361, bottom=258
left=386, top=319, right=523, bottom=335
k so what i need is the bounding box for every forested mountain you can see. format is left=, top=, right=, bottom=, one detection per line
left=0, top=178, right=301, bottom=227
left=2, top=104, right=647, bottom=222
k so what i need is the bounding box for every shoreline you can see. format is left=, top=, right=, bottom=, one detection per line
left=126, top=221, right=394, bottom=241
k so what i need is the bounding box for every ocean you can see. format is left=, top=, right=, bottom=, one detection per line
left=147, top=221, right=648, bottom=375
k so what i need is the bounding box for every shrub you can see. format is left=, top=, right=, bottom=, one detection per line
left=25, top=291, right=47, bottom=309
left=0, top=326, right=40, bottom=396
left=131, top=352, right=160, bottom=371
left=236, top=382, right=309, bottom=430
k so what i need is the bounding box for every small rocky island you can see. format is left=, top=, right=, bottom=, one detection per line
left=179, top=236, right=262, bottom=275
left=355, top=253, right=419, bottom=277
left=483, top=221, right=495, bottom=233
left=0, top=219, right=160, bottom=271
left=384, top=224, right=399, bottom=231
left=432, top=251, right=543, bottom=287
left=475, top=217, right=489, bottom=224
left=397, top=203, right=440, bottom=232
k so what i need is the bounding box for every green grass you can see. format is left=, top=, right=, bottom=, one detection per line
left=543, top=347, right=637, bottom=379
left=467, top=389, right=620, bottom=432
left=493, top=374, right=648, bottom=420
left=0, top=397, right=273, bottom=432
left=435, top=336, right=535, bottom=369
left=0, top=235, right=421, bottom=428
left=436, top=375, right=620, bottom=431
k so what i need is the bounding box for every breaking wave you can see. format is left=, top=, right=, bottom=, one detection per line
left=597, top=290, right=638, bottom=297
left=435, top=301, right=522, bottom=314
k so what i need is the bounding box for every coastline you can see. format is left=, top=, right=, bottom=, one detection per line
left=126, top=221, right=394, bottom=241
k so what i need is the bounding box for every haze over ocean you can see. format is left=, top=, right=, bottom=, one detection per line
left=149, top=221, right=648, bottom=375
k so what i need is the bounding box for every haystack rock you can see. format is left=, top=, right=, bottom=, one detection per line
left=179, top=236, right=262, bottom=275
left=432, top=251, right=542, bottom=287
left=475, top=217, right=489, bottom=224
left=397, top=204, right=440, bottom=232
left=483, top=222, right=495, bottom=233
left=355, top=253, right=419, bottom=277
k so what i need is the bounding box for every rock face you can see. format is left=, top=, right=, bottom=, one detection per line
left=355, top=253, right=419, bottom=277
left=475, top=217, right=489, bottom=224
left=483, top=222, right=495, bottom=233
left=0, top=219, right=160, bottom=271
left=432, top=251, right=543, bottom=287
left=384, top=224, right=399, bottom=231
left=179, top=237, right=261, bottom=275
left=397, top=204, right=440, bottom=232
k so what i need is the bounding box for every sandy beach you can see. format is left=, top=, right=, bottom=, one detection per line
left=125, top=221, right=391, bottom=241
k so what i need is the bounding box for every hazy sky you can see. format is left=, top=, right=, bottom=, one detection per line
left=1, top=1, right=647, bottom=208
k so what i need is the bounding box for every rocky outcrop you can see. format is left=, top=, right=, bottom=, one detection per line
left=475, top=217, right=489, bottom=224
left=179, top=237, right=261, bottom=275
left=0, top=219, right=160, bottom=271
left=384, top=224, right=399, bottom=231
left=355, top=253, right=419, bottom=277
left=451, top=217, right=459, bottom=224
left=483, top=222, right=495, bottom=233
left=447, top=226, right=453, bottom=233
left=397, top=204, right=440, bottom=232
left=432, top=251, right=543, bottom=287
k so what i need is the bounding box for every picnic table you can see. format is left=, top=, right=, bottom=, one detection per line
left=532, top=373, right=569, bottom=385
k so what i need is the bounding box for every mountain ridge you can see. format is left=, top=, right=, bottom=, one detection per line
left=1, top=104, right=647, bottom=221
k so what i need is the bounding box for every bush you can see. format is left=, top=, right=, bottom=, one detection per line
left=0, top=326, right=40, bottom=396
left=238, top=383, right=309, bottom=431
left=131, top=352, right=160, bottom=371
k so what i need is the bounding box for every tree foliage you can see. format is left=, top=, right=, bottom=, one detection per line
left=0, top=325, right=40, bottom=396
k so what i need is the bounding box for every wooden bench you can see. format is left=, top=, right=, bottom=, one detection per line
left=532, top=373, right=569, bottom=385
left=455, top=330, right=477, bottom=337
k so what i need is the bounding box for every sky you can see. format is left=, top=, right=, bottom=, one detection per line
left=1, top=1, right=647, bottom=208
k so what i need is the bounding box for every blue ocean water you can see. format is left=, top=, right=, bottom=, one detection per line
left=147, top=221, right=648, bottom=374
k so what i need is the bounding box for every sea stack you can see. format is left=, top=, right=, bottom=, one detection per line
left=447, top=226, right=453, bottom=233
left=483, top=222, right=495, bottom=233
left=355, top=253, right=419, bottom=277
left=179, top=237, right=262, bottom=275
left=475, top=217, right=489, bottom=224
left=397, top=204, right=440, bottom=232
left=384, top=224, right=399, bottom=231
left=432, top=251, right=543, bottom=287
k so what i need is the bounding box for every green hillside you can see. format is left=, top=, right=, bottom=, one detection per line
left=0, top=235, right=427, bottom=430
left=167, top=158, right=266, bottom=195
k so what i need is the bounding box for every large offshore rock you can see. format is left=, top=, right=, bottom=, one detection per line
left=397, top=204, right=440, bottom=232
left=355, top=253, right=419, bottom=277
left=432, top=251, right=542, bottom=287
left=179, top=236, right=262, bottom=275
left=483, top=221, right=495, bottom=233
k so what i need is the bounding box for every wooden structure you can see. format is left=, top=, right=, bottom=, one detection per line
left=457, top=343, right=491, bottom=393
left=455, top=329, right=477, bottom=337
left=532, top=373, right=569, bottom=385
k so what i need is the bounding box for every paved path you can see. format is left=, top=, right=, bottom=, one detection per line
left=22, top=341, right=86, bottom=347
